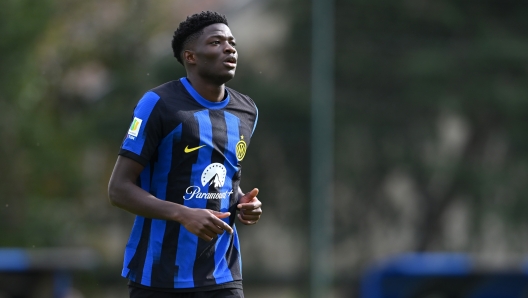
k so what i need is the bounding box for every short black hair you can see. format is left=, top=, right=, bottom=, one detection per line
left=172, top=11, right=229, bottom=65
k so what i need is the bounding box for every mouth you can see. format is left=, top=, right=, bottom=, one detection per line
left=223, top=56, right=237, bottom=69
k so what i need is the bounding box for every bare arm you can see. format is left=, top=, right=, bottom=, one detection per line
left=108, top=156, right=232, bottom=240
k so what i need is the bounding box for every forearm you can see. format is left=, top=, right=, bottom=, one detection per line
left=108, top=179, right=188, bottom=222
left=108, top=150, right=233, bottom=241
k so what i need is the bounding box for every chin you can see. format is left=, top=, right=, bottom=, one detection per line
left=225, top=70, right=236, bottom=81
left=215, top=71, right=236, bottom=85
left=200, top=68, right=236, bottom=85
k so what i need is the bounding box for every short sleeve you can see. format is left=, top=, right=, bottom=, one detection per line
left=119, top=91, right=164, bottom=166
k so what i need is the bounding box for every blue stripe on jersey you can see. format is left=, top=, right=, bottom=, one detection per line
left=213, top=233, right=234, bottom=284
left=141, top=124, right=182, bottom=286
left=175, top=110, right=213, bottom=288
left=180, top=77, right=230, bottom=110
left=251, top=105, right=258, bottom=137
left=122, top=164, right=152, bottom=278
left=222, top=111, right=240, bottom=213
left=210, top=111, right=241, bottom=283
left=122, top=216, right=144, bottom=278
left=122, top=91, right=161, bottom=155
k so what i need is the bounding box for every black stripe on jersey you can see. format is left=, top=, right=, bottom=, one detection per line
left=206, top=110, right=227, bottom=212
left=225, top=118, right=246, bottom=281
left=151, top=220, right=180, bottom=288
left=149, top=160, right=156, bottom=193
left=226, top=235, right=241, bottom=281
left=228, top=170, right=241, bottom=225
left=227, top=113, right=246, bottom=225
left=126, top=218, right=152, bottom=283
left=151, top=122, right=199, bottom=287
left=192, top=110, right=228, bottom=287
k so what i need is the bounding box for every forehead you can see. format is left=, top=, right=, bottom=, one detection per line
left=200, top=23, right=234, bottom=39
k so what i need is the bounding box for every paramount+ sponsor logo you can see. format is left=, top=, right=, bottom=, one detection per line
left=184, top=186, right=234, bottom=200
left=183, top=163, right=233, bottom=200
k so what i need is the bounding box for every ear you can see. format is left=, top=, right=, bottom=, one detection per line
left=183, top=50, right=196, bottom=65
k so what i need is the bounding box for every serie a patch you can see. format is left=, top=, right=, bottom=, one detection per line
left=128, top=117, right=142, bottom=137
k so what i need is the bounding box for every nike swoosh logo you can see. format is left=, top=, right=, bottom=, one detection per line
left=184, top=145, right=206, bottom=153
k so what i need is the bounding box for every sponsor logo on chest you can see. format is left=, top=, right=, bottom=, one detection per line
left=184, top=163, right=234, bottom=200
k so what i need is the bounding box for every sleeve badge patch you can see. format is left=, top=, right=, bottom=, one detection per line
left=128, top=117, right=143, bottom=138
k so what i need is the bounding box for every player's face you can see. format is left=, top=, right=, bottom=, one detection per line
left=193, top=23, right=238, bottom=84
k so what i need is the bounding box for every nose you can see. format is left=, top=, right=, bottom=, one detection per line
left=225, top=43, right=236, bottom=54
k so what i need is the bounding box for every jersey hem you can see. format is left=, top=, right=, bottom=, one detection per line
left=127, top=279, right=243, bottom=293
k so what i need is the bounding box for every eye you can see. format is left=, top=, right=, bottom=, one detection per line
left=211, top=40, right=220, bottom=45
left=230, top=41, right=237, bottom=47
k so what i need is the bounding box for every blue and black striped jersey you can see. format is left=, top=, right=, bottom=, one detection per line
left=119, top=77, right=258, bottom=289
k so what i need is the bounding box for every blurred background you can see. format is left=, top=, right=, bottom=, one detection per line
left=2, top=0, right=528, bottom=297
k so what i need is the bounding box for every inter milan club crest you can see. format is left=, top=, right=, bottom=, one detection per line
left=236, top=135, right=247, bottom=161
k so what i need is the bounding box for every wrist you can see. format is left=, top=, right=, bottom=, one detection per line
left=172, top=204, right=190, bottom=224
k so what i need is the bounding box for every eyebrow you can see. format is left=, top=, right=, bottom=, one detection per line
left=207, top=34, right=235, bottom=40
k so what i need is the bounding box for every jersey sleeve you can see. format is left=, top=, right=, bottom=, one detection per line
left=251, top=102, right=258, bottom=137
left=119, top=91, right=164, bottom=166
left=245, top=95, right=258, bottom=137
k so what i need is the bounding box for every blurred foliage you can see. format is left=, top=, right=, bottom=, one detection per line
left=330, top=0, right=528, bottom=253
left=1, top=0, right=528, bottom=296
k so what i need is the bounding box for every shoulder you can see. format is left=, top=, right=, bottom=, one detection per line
left=226, top=86, right=258, bottom=113
left=149, top=80, right=184, bottom=101
left=133, top=90, right=163, bottom=119
left=132, top=81, right=181, bottom=121
left=135, top=80, right=186, bottom=113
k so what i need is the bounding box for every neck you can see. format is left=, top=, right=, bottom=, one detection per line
left=185, top=74, right=225, bottom=102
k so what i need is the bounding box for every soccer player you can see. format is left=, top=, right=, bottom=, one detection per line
left=108, top=11, right=262, bottom=298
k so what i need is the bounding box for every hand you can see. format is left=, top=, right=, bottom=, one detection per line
left=180, top=208, right=233, bottom=241
left=237, top=188, right=262, bottom=225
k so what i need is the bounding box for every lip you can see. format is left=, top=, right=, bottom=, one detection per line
left=223, top=56, right=237, bottom=68
left=223, top=61, right=237, bottom=69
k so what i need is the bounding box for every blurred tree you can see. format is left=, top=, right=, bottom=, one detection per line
left=0, top=0, right=55, bottom=244
left=331, top=0, right=528, bottom=264
left=263, top=0, right=528, bottom=284
left=0, top=0, right=170, bottom=246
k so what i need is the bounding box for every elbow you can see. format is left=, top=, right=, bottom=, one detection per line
left=107, top=180, right=122, bottom=207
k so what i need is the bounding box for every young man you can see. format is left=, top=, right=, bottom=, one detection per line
left=108, top=11, right=262, bottom=298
